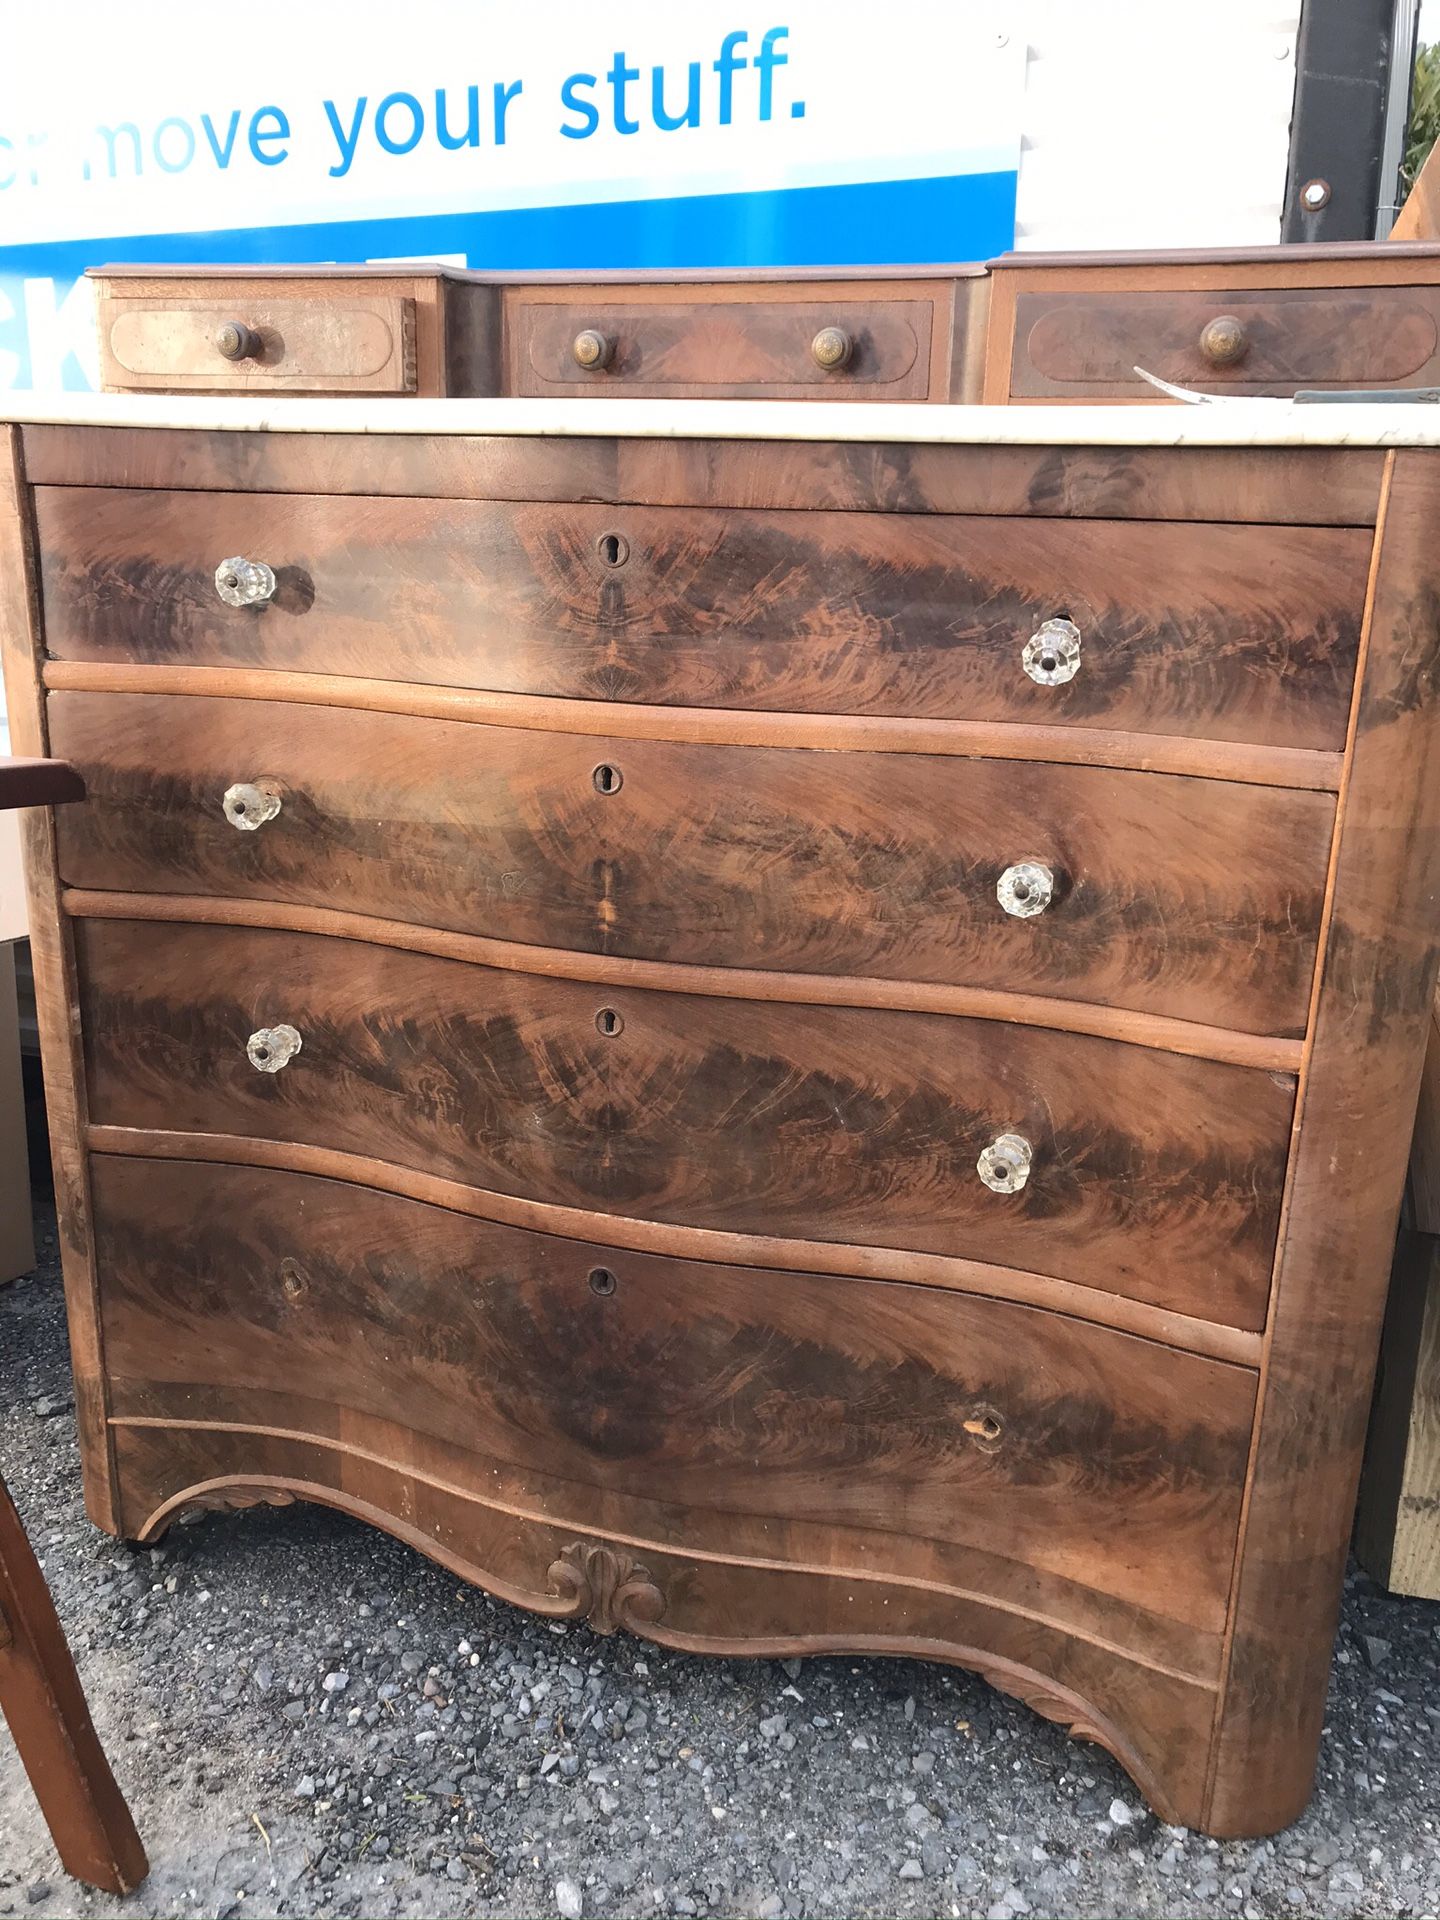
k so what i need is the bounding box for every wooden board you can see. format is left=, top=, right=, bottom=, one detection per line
left=47, top=690, right=1335, bottom=1036
left=33, top=488, right=1372, bottom=750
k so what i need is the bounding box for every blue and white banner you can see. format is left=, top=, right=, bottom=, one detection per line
left=0, top=1, right=1023, bottom=389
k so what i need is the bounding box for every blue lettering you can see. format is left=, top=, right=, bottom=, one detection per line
left=323, top=97, right=366, bottom=177
left=248, top=106, right=289, bottom=166
left=559, top=73, right=599, bottom=139
left=200, top=110, right=242, bottom=169
left=375, top=92, right=423, bottom=156
left=493, top=79, right=522, bottom=145
left=152, top=116, right=195, bottom=174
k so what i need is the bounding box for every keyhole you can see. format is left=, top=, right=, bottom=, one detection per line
left=596, top=531, right=629, bottom=567
left=588, top=1267, right=617, bottom=1296
left=593, top=763, right=623, bottom=795
left=595, top=1007, right=624, bottom=1037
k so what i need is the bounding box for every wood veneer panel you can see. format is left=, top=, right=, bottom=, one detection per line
left=0, top=429, right=118, bottom=1531
left=74, top=917, right=1293, bottom=1330
left=91, top=1155, right=1256, bottom=1661
left=35, top=488, right=1370, bottom=751
left=49, top=691, right=1333, bottom=1034
left=19, top=425, right=1387, bottom=528
left=1206, top=450, right=1440, bottom=1833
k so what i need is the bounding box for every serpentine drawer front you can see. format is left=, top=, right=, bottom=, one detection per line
left=6, top=396, right=1440, bottom=1843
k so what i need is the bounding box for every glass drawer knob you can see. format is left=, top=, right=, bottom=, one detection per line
left=222, top=782, right=281, bottom=832
left=978, top=1132, right=1032, bottom=1194
left=246, top=1024, right=302, bottom=1073
left=997, top=862, right=1054, bottom=919
left=215, top=556, right=276, bottom=608
left=1023, top=617, right=1081, bottom=686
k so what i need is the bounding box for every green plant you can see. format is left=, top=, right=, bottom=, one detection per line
left=1404, top=41, right=1440, bottom=192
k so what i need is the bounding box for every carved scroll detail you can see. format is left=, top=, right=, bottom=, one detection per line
left=174, top=1485, right=297, bottom=1525
left=546, top=1541, right=665, bottom=1636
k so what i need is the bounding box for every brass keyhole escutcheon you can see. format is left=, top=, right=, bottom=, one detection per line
left=595, top=1007, right=624, bottom=1037
left=589, top=1267, right=617, bottom=1297
left=593, top=763, right=623, bottom=795
left=596, top=531, right=629, bottom=568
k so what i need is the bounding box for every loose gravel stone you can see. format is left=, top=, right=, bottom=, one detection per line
left=2, top=1202, right=1439, bottom=1920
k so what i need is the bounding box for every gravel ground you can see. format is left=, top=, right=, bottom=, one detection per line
left=3, top=1203, right=1440, bottom=1920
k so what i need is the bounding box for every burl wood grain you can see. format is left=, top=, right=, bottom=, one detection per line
left=49, top=691, right=1334, bottom=1035
left=74, top=916, right=1293, bottom=1328
left=34, top=487, right=1370, bottom=749
left=91, top=1155, right=1256, bottom=1675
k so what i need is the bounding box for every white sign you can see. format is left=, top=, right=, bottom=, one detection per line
left=0, top=0, right=1024, bottom=388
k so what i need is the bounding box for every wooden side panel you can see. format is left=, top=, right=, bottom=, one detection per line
left=0, top=428, right=118, bottom=1532
left=34, top=487, right=1372, bottom=750
left=1207, top=450, right=1440, bottom=1833
left=48, top=691, right=1335, bottom=1035
left=73, top=916, right=1294, bottom=1329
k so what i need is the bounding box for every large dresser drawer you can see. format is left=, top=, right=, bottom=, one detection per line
left=92, top=1153, right=1257, bottom=1673
left=75, top=916, right=1293, bottom=1329
left=51, top=691, right=1333, bottom=1036
left=35, top=488, right=1372, bottom=751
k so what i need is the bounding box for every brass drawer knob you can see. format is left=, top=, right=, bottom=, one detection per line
left=214, top=320, right=262, bottom=362
left=246, top=1024, right=302, bottom=1073
left=1198, top=314, right=1249, bottom=368
left=572, top=329, right=615, bottom=371
left=977, top=1132, right=1032, bottom=1194
left=1022, top=617, right=1081, bottom=686
left=997, top=862, right=1054, bottom=919
left=214, top=556, right=276, bottom=608
left=222, top=782, right=281, bottom=832
left=811, top=326, right=854, bottom=371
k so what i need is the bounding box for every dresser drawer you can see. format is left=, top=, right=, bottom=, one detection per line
left=506, top=288, right=938, bottom=399
left=93, top=1153, right=1256, bottom=1667
left=51, top=692, right=1333, bottom=1037
left=96, top=292, right=419, bottom=394
left=1004, top=285, right=1440, bottom=401
left=76, top=917, right=1293, bottom=1328
left=36, top=488, right=1371, bottom=751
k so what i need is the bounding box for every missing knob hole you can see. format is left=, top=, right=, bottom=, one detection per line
left=588, top=1267, right=617, bottom=1297
left=963, top=1408, right=1004, bottom=1450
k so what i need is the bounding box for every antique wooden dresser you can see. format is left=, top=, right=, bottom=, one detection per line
left=4, top=393, right=1440, bottom=1838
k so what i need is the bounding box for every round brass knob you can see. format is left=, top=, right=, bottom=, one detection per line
left=1198, top=314, right=1249, bottom=368
left=977, top=1132, right=1033, bottom=1195
left=246, top=1024, right=302, bottom=1073
left=214, top=556, right=276, bottom=609
left=572, top=329, right=615, bottom=371
left=997, top=862, right=1055, bottom=919
left=811, top=326, right=854, bottom=371
left=214, top=320, right=261, bottom=362
left=222, top=782, right=282, bottom=832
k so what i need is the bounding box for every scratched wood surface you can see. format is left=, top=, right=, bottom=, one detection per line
left=48, top=690, right=1334, bottom=1035
left=91, top=1153, right=1256, bottom=1671
left=33, top=487, right=1370, bottom=750
left=74, top=915, right=1294, bottom=1328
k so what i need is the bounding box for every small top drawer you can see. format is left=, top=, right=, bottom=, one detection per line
left=507, top=288, right=941, bottom=400
left=1002, top=284, right=1440, bottom=400
left=97, top=291, right=419, bottom=394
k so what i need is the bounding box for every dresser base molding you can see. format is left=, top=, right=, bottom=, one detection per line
left=113, top=1440, right=1206, bottom=1831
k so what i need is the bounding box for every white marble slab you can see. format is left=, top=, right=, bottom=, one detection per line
left=4, top=391, right=1440, bottom=447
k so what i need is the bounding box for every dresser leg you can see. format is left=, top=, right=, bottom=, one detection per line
left=0, top=1474, right=148, bottom=1892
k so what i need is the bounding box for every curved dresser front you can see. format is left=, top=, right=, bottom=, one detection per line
left=4, top=397, right=1439, bottom=1840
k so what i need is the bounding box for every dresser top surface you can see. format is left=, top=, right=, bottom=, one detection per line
left=8, top=393, right=1440, bottom=449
